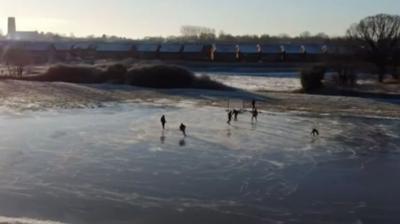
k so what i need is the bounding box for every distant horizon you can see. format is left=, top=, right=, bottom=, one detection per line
left=0, top=0, right=399, bottom=39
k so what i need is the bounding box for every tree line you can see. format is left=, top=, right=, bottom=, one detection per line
left=141, top=27, right=345, bottom=44
left=0, top=25, right=345, bottom=44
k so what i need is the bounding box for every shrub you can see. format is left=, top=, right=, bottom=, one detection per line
left=100, top=64, right=127, bottom=83
left=331, top=64, right=357, bottom=86
left=30, top=65, right=102, bottom=83
left=125, top=65, right=195, bottom=88
left=300, top=66, right=326, bottom=92
left=28, top=64, right=228, bottom=90
left=125, top=65, right=228, bottom=90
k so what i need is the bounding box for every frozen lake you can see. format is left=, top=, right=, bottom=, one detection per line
left=0, top=103, right=399, bottom=224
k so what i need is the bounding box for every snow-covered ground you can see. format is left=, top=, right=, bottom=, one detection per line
left=0, top=103, right=399, bottom=224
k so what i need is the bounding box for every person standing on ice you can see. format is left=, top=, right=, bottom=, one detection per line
left=233, top=109, right=240, bottom=121
left=227, top=111, right=233, bottom=125
left=311, top=128, right=319, bottom=137
left=180, top=123, right=187, bottom=137
left=160, top=115, right=166, bottom=130
left=251, top=99, right=256, bottom=109
left=251, top=108, right=259, bottom=122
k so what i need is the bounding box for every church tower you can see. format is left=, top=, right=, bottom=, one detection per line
left=8, top=17, right=16, bottom=36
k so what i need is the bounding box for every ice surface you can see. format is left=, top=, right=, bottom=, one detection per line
left=0, top=103, right=399, bottom=224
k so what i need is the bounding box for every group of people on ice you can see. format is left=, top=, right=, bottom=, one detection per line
left=227, top=99, right=258, bottom=125
left=160, top=99, right=261, bottom=138
left=161, top=115, right=187, bottom=137
left=160, top=99, right=319, bottom=139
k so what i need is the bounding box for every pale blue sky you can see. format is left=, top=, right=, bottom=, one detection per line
left=0, top=0, right=399, bottom=38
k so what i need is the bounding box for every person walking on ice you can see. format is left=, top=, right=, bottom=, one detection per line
left=161, top=115, right=166, bottom=130
left=180, top=123, right=187, bottom=137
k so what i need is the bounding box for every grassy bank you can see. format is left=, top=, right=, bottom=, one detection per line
left=23, top=63, right=230, bottom=90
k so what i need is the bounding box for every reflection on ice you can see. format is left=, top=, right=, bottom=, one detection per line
left=0, top=104, right=399, bottom=223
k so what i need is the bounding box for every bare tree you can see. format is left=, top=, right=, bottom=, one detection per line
left=199, top=32, right=216, bottom=42
left=347, top=14, right=400, bottom=82
left=315, top=32, right=329, bottom=39
left=299, top=31, right=312, bottom=38
left=3, top=48, right=31, bottom=78
left=218, top=31, right=236, bottom=42
left=394, top=47, right=400, bottom=78
left=180, top=25, right=216, bottom=38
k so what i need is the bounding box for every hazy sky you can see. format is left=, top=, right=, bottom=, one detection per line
left=0, top=0, right=399, bottom=38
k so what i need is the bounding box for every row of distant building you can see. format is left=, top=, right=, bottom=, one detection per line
left=2, top=17, right=356, bottom=63
left=1, top=41, right=356, bottom=64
